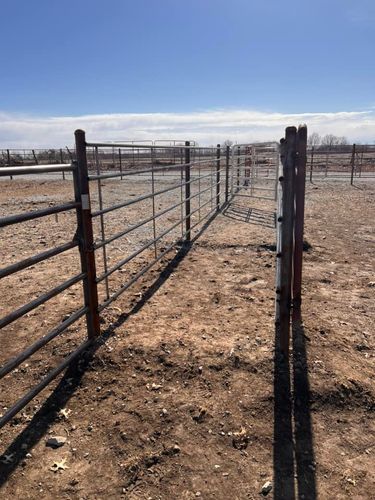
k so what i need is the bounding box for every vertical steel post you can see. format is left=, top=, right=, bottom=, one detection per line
left=74, top=129, right=100, bottom=339
left=292, top=125, right=307, bottom=321
left=309, top=146, right=314, bottom=183
left=150, top=147, right=158, bottom=258
left=275, top=126, right=297, bottom=355
left=184, top=141, right=191, bottom=242
left=94, top=146, right=110, bottom=300
left=350, top=143, right=356, bottom=185
left=180, top=147, right=184, bottom=237
left=7, top=149, right=13, bottom=180
left=236, top=148, right=240, bottom=191
left=198, top=147, right=201, bottom=222
left=60, top=149, right=65, bottom=180
left=119, top=148, right=123, bottom=180
left=225, top=145, right=230, bottom=204
left=216, top=144, right=221, bottom=211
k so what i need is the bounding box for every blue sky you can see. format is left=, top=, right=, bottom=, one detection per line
left=1, top=0, right=374, bottom=146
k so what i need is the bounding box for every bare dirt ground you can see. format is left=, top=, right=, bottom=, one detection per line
left=0, top=178, right=374, bottom=499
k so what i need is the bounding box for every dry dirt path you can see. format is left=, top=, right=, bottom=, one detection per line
left=0, top=181, right=374, bottom=499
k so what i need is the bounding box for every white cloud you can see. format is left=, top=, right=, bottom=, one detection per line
left=0, top=108, right=374, bottom=148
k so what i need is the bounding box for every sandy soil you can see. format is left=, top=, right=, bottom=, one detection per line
left=0, top=178, right=374, bottom=499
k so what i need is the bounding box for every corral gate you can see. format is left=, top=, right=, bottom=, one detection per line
left=230, top=142, right=279, bottom=202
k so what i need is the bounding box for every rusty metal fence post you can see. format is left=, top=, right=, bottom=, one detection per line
left=60, top=148, right=66, bottom=180
left=236, top=147, right=240, bottom=191
left=7, top=149, right=13, bottom=180
left=184, top=141, right=191, bottom=242
left=74, top=129, right=100, bottom=339
left=292, top=125, right=307, bottom=321
left=225, top=145, right=230, bottom=204
left=216, top=144, right=221, bottom=211
left=350, top=143, right=356, bottom=185
left=275, top=127, right=297, bottom=355
left=309, top=145, right=314, bottom=183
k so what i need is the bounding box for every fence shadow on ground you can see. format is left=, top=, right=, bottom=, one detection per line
left=273, top=319, right=317, bottom=500
left=222, top=201, right=276, bottom=229
left=0, top=212, right=218, bottom=486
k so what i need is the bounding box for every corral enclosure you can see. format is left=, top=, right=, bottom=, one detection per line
left=0, top=130, right=374, bottom=499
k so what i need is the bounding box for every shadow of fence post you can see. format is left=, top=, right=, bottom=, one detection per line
left=273, top=125, right=317, bottom=499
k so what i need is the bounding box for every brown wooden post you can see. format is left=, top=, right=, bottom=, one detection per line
left=74, top=129, right=100, bottom=339
left=225, top=145, right=230, bottom=203
left=216, top=144, right=221, bottom=211
left=292, top=125, right=307, bottom=321
left=350, top=143, right=356, bottom=185
left=275, top=126, right=297, bottom=355
left=184, top=141, right=191, bottom=242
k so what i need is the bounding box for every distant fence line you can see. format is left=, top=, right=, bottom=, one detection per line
left=307, top=144, right=375, bottom=182
left=2, top=143, right=375, bottom=183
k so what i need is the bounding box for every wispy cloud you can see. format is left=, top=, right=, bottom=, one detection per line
left=0, top=109, right=374, bottom=148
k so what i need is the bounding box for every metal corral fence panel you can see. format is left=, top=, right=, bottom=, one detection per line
left=0, top=161, right=100, bottom=429
left=307, top=144, right=375, bottom=182
left=80, top=132, right=227, bottom=312
left=0, top=132, right=230, bottom=429
left=230, top=142, right=279, bottom=202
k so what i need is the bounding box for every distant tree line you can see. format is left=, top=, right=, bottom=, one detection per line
left=307, top=133, right=349, bottom=147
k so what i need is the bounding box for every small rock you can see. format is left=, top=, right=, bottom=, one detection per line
left=150, top=383, right=163, bottom=391
left=232, top=428, right=249, bottom=450
left=261, top=481, right=272, bottom=496
left=50, top=458, right=69, bottom=473
left=46, top=436, right=67, bottom=449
